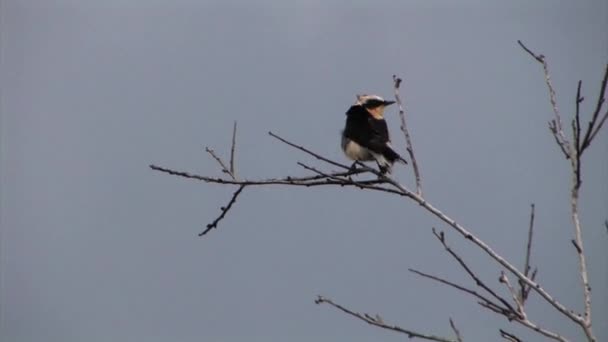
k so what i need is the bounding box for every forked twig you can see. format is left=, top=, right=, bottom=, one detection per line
left=499, top=272, right=526, bottom=320
left=315, top=296, right=456, bottom=342
left=431, top=228, right=519, bottom=316
left=408, top=268, right=509, bottom=315
left=580, top=64, right=608, bottom=152
left=518, top=40, right=571, bottom=160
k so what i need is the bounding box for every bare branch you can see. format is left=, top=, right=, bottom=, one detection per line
left=432, top=228, right=520, bottom=317
left=411, top=268, right=568, bottom=341
left=499, top=272, right=526, bottom=320
left=500, top=329, right=522, bottom=342
left=408, top=268, right=509, bottom=316
left=296, top=162, right=405, bottom=195
left=514, top=316, right=570, bottom=342
left=581, top=64, right=608, bottom=151
left=269, top=131, right=351, bottom=170
left=517, top=40, right=544, bottom=63
left=587, top=107, right=608, bottom=145
left=549, top=121, right=572, bottom=159
left=449, top=318, right=463, bottom=342
left=520, top=40, right=598, bottom=341
left=519, top=203, right=535, bottom=304
left=200, top=185, right=245, bottom=236
left=230, top=121, right=237, bottom=178
left=315, top=296, right=456, bottom=342
left=518, top=40, right=572, bottom=159
left=205, top=147, right=233, bottom=179
left=149, top=164, right=407, bottom=198
left=571, top=192, right=592, bottom=333
left=393, top=74, right=423, bottom=195
left=155, top=132, right=586, bottom=334
left=574, top=81, right=583, bottom=152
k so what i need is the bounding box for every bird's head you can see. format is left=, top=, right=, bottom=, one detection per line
left=355, top=94, right=395, bottom=119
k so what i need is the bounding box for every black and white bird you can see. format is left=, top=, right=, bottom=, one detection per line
left=341, top=94, right=407, bottom=174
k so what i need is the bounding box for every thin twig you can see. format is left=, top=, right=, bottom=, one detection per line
left=499, top=272, right=526, bottom=320
left=412, top=269, right=568, bottom=341
left=573, top=81, right=583, bottom=187
left=205, top=147, right=233, bottom=179
left=449, top=318, right=463, bottom=342
left=393, top=75, right=423, bottom=195
left=514, top=316, right=569, bottom=342
left=574, top=81, right=583, bottom=152
left=230, top=121, right=237, bottom=178
left=432, top=228, right=519, bottom=317
left=200, top=185, right=245, bottom=236
left=269, top=131, right=351, bottom=170
left=500, top=329, right=523, bottom=342
left=315, top=296, right=456, bottom=342
left=518, top=40, right=571, bottom=160
left=408, top=268, right=509, bottom=316
left=519, top=203, right=535, bottom=304
left=581, top=64, right=608, bottom=151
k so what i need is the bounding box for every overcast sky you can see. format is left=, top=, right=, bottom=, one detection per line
left=1, top=1, right=607, bottom=341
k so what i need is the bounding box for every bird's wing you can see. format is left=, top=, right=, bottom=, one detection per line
left=366, top=118, right=407, bottom=163
left=365, top=117, right=391, bottom=154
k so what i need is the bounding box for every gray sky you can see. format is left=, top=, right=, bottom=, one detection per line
left=1, top=1, right=607, bottom=341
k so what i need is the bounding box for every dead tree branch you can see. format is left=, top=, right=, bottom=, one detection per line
left=200, top=185, right=245, bottom=236
left=430, top=228, right=519, bottom=317
left=408, top=268, right=509, bottom=316
left=517, top=40, right=571, bottom=159
left=499, top=272, right=526, bottom=320
left=580, top=64, right=608, bottom=152
left=518, top=40, right=606, bottom=342
left=152, top=132, right=585, bottom=329
left=393, top=75, right=423, bottom=195
left=410, top=268, right=568, bottom=341
left=152, top=52, right=607, bottom=340
left=416, top=229, right=569, bottom=341
left=315, top=296, right=456, bottom=342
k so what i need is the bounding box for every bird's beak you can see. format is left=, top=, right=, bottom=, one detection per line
left=383, top=100, right=396, bottom=106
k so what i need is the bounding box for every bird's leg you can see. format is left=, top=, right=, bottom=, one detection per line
left=349, top=161, right=358, bottom=171
left=376, top=161, right=391, bottom=177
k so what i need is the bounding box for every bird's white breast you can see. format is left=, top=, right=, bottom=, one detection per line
left=341, top=137, right=373, bottom=161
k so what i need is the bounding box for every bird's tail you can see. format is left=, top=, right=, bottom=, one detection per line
left=372, top=145, right=407, bottom=174
left=383, top=145, right=408, bottom=165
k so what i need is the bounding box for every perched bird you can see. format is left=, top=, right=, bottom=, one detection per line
left=341, top=94, right=407, bottom=173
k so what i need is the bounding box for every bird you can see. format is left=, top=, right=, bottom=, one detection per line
left=341, top=94, right=407, bottom=174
